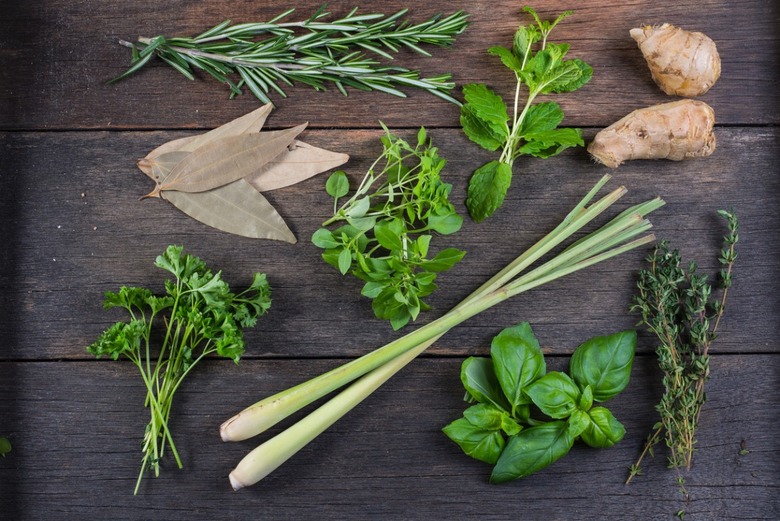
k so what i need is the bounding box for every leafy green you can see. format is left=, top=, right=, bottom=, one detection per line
left=87, top=245, right=271, bottom=493
left=312, top=126, right=465, bottom=329
left=443, top=321, right=636, bottom=483
left=570, top=330, right=636, bottom=402
left=0, top=437, right=10, bottom=457
left=461, top=6, right=592, bottom=221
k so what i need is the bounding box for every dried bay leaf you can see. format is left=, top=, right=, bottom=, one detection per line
left=151, top=123, right=307, bottom=196
left=138, top=104, right=273, bottom=178
left=247, top=140, right=350, bottom=192
left=162, top=178, right=297, bottom=243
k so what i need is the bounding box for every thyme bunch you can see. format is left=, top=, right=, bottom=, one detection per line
left=111, top=6, right=469, bottom=104
left=627, top=210, right=739, bottom=484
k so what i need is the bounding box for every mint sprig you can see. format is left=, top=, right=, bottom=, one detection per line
left=461, top=7, right=592, bottom=222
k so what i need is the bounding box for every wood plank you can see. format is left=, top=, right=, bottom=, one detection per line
left=1, top=128, right=777, bottom=360
left=0, top=355, right=777, bottom=520
left=1, top=0, right=777, bottom=130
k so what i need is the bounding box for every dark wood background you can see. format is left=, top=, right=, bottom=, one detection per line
left=1, top=1, right=778, bottom=519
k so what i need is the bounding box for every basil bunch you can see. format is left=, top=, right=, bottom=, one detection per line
left=443, top=323, right=635, bottom=483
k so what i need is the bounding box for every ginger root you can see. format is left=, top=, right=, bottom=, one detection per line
left=631, top=23, right=720, bottom=97
left=587, top=100, right=716, bottom=168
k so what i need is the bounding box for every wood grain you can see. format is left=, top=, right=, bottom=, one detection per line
left=0, top=356, right=777, bottom=520
left=0, top=1, right=777, bottom=519
left=0, top=128, right=776, bottom=360
left=1, top=0, right=778, bottom=130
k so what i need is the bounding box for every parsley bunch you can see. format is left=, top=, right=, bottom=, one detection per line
left=461, top=7, right=592, bottom=221
left=87, top=245, right=271, bottom=494
left=312, top=125, right=465, bottom=330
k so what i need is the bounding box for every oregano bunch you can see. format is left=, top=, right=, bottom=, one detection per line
left=444, top=323, right=635, bottom=483
left=461, top=6, right=592, bottom=221
left=312, top=125, right=465, bottom=330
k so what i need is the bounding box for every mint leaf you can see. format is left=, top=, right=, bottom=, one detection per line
left=548, top=59, right=592, bottom=93
left=519, top=128, right=584, bottom=158
left=466, top=160, right=513, bottom=222
left=461, top=104, right=505, bottom=151
left=488, top=46, right=523, bottom=73
left=538, top=60, right=584, bottom=94
left=462, top=83, right=509, bottom=135
left=519, top=101, right=564, bottom=137
left=512, top=25, right=540, bottom=64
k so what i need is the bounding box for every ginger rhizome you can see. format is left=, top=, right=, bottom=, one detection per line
left=587, top=100, right=716, bottom=168
left=631, top=23, right=721, bottom=98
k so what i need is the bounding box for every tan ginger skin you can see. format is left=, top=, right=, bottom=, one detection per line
left=587, top=100, right=716, bottom=168
left=631, top=23, right=721, bottom=97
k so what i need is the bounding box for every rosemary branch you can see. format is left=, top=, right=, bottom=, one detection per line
left=110, top=6, right=469, bottom=104
left=626, top=209, right=739, bottom=485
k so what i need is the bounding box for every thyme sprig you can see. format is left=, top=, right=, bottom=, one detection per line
left=626, top=209, right=739, bottom=484
left=111, top=6, right=469, bottom=104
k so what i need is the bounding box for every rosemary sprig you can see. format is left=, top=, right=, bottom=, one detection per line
left=110, top=6, right=469, bottom=104
left=626, top=209, right=739, bottom=485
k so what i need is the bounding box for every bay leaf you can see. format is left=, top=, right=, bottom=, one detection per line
left=162, top=178, right=297, bottom=243
left=154, top=123, right=308, bottom=195
left=247, top=140, right=350, bottom=192
left=138, top=103, right=273, bottom=178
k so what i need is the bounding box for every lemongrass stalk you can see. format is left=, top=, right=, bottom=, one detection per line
left=229, top=338, right=433, bottom=490
left=221, top=177, right=662, bottom=443
left=227, top=232, right=658, bottom=487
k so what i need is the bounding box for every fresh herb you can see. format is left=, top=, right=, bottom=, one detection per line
left=443, top=324, right=635, bottom=482
left=139, top=105, right=348, bottom=242
left=0, top=437, right=10, bottom=457
left=312, top=125, right=465, bottom=330
left=460, top=6, right=592, bottom=221
left=626, top=210, right=738, bottom=484
left=87, top=246, right=271, bottom=494
left=110, top=7, right=469, bottom=104
left=220, top=175, right=663, bottom=489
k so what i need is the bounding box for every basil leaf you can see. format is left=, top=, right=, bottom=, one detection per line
left=337, top=248, right=352, bottom=275
left=460, top=104, right=505, bottom=152
left=525, top=371, right=580, bottom=419
left=462, top=83, right=510, bottom=135
left=466, top=160, right=513, bottom=222
left=427, top=212, right=463, bottom=235
left=490, top=421, right=574, bottom=483
left=578, top=384, right=594, bottom=411
left=443, top=418, right=505, bottom=465
left=374, top=218, right=404, bottom=251
left=580, top=407, right=626, bottom=448
left=325, top=170, right=349, bottom=199
left=567, top=409, right=590, bottom=438
left=570, top=330, right=637, bottom=402
left=463, top=403, right=504, bottom=430
left=420, top=248, right=465, bottom=272
left=490, top=322, right=546, bottom=411
left=461, top=357, right=511, bottom=412
left=311, top=228, right=339, bottom=249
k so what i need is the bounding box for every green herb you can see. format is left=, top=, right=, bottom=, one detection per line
left=460, top=7, right=592, bottom=221
left=443, top=324, right=635, bottom=482
left=110, top=7, right=469, bottom=104
left=312, top=125, right=465, bottom=330
left=626, top=210, right=738, bottom=484
left=0, top=437, right=10, bottom=457
left=87, top=246, right=271, bottom=494
left=220, top=175, right=663, bottom=489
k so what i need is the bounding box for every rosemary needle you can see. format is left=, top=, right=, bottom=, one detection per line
left=111, top=6, right=470, bottom=104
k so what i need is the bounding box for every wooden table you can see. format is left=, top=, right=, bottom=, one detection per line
left=1, top=1, right=778, bottom=519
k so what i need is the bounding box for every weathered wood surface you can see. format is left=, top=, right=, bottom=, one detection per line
left=0, top=356, right=777, bottom=520
left=1, top=1, right=778, bottom=130
left=1, top=0, right=778, bottom=519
